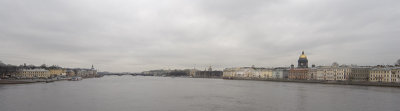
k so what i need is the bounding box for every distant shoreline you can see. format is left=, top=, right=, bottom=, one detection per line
left=0, top=79, right=42, bottom=84
left=223, top=77, right=400, bottom=87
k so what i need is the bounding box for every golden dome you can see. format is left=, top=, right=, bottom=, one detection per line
left=299, top=51, right=307, bottom=59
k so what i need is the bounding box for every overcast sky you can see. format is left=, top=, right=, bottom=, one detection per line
left=0, top=0, right=399, bottom=72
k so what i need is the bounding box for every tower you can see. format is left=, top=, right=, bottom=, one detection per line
left=297, top=51, right=308, bottom=68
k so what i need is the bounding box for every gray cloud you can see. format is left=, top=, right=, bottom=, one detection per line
left=0, top=0, right=399, bottom=72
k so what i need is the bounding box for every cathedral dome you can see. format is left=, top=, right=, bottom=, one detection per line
left=299, top=51, right=307, bottom=59
left=297, top=51, right=308, bottom=68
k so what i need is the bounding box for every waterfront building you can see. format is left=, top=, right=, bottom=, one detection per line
left=328, top=63, right=351, bottom=81
left=16, top=68, right=51, bottom=78
left=298, top=51, right=308, bottom=68
left=75, top=69, right=97, bottom=78
left=289, top=68, right=308, bottom=80
left=393, top=68, right=400, bottom=82
left=289, top=51, right=309, bottom=80
left=369, top=67, right=399, bottom=82
left=272, top=68, right=289, bottom=79
left=313, top=63, right=352, bottom=81
left=222, top=68, right=236, bottom=78
left=222, top=67, right=273, bottom=79
left=349, top=67, right=371, bottom=81
left=191, top=66, right=223, bottom=78
left=66, top=69, right=75, bottom=77
left=228, top=67, right=255, bottom=78
left=48, top=68, right=66, bottom=77
left=316, top=66, right=329, bottom=80
left=72, top=65, right=97, bottom=78
left=143, top=70, right=170, bottom=76
left=259, top=68, right=274, bottom=79
left=308, top=66, right=318, bottom=80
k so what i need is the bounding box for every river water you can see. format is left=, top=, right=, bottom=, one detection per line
left=1, top=76, right=400, bottom=111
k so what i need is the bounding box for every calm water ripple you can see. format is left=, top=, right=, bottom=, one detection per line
left=1, top=76, right=400, bottom=111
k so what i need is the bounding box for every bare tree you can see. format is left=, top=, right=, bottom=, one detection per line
left=40, top=64, right=47, bottom=69
left=396, top=59, right=400, bottom=66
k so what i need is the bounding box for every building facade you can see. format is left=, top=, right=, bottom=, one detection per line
left=66, top=69, right=76, bottom=77
left=289, top=51, right=310, bottom=80
left=289, top=68, right=309, bottom=80
left=349, top=67, right=371, bottom=81
left=369, top=67, right=399, bottom=82
left=308, top=67, right=318, bottom=80
left=49, top=68, right=66, bottom=77
left=191, top=66, right=223, bottom=78
left=16, top=69, right=51, bottom=78
left=223, top=67, right=276, bottom=79
left=272, top=68, right=289, bottom=79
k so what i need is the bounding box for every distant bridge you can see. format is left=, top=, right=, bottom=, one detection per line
left=103, top=73, right=154, bottom=76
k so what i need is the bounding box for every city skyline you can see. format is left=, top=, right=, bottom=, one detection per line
left=1, top=0, right=399, bottom=72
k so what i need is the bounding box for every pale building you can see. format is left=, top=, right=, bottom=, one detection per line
left=308, top=67, right=318, bottom=80
left=272, top=68, right=289, bottom=79
left=315, top=63, right=351, bottom=81
left=259, top=68, right=274, bottom=79
left=222, top=68, right=236, bottom=78
left=316, top=66, right=331, bottom=80
left=222, top=67, right=273, bottom=79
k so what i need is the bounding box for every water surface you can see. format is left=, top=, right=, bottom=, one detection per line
left=1, top=76, right=399, bottom=111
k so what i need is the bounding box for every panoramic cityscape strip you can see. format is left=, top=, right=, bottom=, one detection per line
left=0, top=63, right=100, bottom=83
left=141, top=51, right=400, bottom=86
left=1, top=51, right=400, bottom=86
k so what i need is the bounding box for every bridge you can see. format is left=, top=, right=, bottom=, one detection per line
left=102, top=73, right=154, bottom=76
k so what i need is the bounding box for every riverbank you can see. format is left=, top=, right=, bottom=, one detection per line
left=223, top=77, right=400, bottom=87
left=0, top=78, right=70, bottom=84
left=0, top=79, right=45, bottom=84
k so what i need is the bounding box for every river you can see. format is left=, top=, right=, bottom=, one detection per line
left=1, top=76, right=399, bottom=111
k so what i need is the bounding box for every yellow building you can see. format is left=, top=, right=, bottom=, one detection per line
left=49, top=68, right=66, bottom=77
left=66, top=70, right=76, bottom=77
left=17, top=69, right=51, bottom=78
left=393, top=68, right=400, bottom=82
left=369, top=67, right=397, bottom=82
left=259, top=68, right=273, bottom=79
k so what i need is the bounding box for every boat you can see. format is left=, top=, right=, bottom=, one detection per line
left=70, top=77, right=82, bottom=81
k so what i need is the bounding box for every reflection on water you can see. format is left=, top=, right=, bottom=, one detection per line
left=1, top=76, right=400, bottom=111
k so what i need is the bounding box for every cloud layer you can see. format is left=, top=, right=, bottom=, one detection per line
left=1, top=0, right=399, bottom=72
